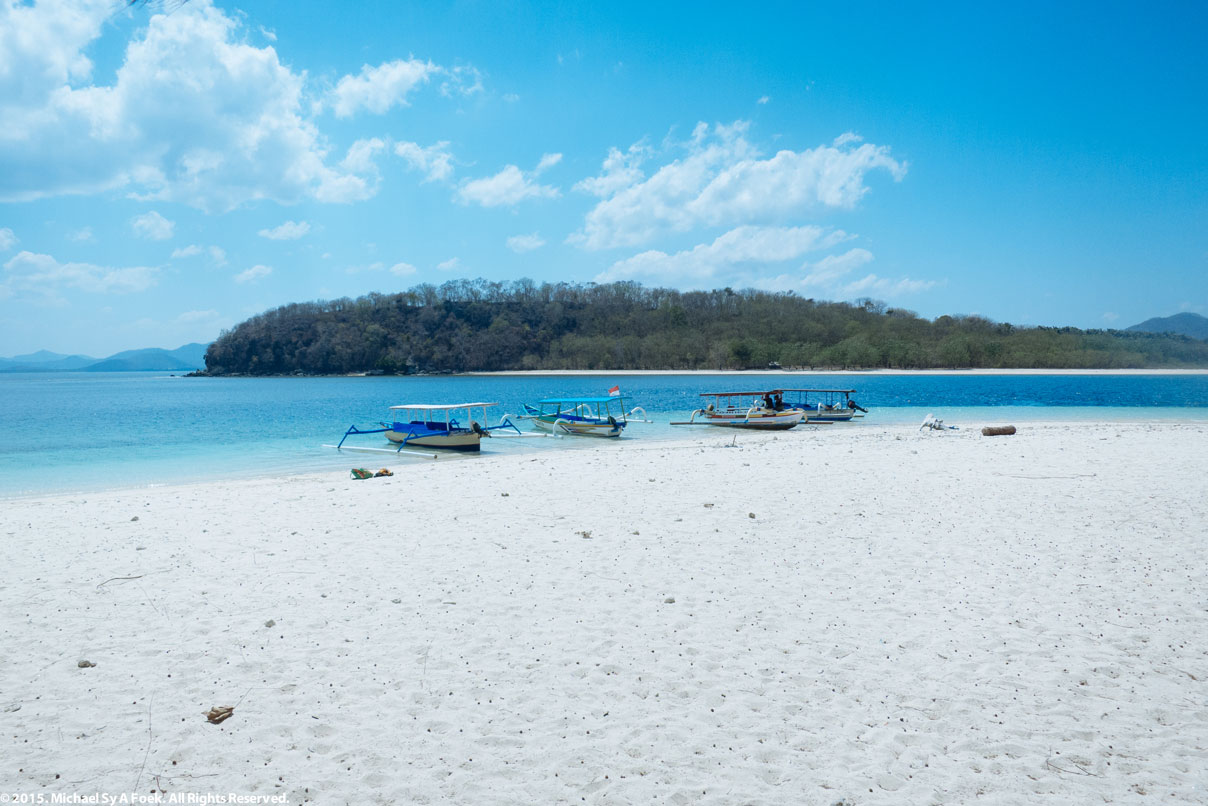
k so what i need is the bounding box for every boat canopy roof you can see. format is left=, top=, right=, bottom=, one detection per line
left=777, top=388, right=857, bottom=394
left=700, top=390, right=784, bottom=398
left=538, top=396, right=621, bottom=404
left=389, top=402, right=498, bottom=411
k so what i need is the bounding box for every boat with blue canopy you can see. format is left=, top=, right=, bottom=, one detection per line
left=778, top=389, right=868, bottom=422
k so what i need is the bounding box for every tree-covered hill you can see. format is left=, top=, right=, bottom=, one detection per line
left=1126, top=312, right=1208, bottom=341
left=201, top=279, right=1208, bottom=374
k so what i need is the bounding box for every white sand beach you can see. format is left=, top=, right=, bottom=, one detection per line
left=2, top=421, right=1206, bottom=804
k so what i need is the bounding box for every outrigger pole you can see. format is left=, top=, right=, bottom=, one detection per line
left=321, top=444, right=439, bottom=460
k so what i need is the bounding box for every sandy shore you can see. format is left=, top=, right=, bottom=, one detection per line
left=467, top=368, right=1208, bottom=376
left=2, top=421, right=1206, bottom=804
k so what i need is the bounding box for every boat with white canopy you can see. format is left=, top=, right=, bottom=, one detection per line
left=333, top=403, right=521, bottom=453
left=671, top=391, right=804, bottom=430
left=516, top=393, right=649, bottom=437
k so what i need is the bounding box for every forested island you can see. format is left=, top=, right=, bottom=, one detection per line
left=200, top=279, right=1208, bottom=375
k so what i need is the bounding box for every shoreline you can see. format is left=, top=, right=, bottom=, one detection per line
left=464, top=367, right=1208, bottom=377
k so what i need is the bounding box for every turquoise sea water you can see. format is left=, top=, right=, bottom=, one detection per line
left=2, top=371, right=1206, bottom=498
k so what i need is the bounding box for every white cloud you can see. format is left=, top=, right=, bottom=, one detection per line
left=757, top=95, right=770, bottom=105
left=458, top=155, right=560, bottom=207
left=395, top=140, right=454, bottom=183
left=0, top=227, right=15, bottom=250
left=0, top=1, right=375, bottom=212
left=171, top=244, right=203, bottom=259
left=440, top=65, right=483, bottom=98
left=535, top=152, right=562, bottom=173
left=1101, top=312, right=1120, bottom=323
left=258, top=25, right=276, bottom=42
left=2, top=250, right=158, bottom=297
left=506, top=233, right=546, bottom=253
left=755, top=247, right=935, bottom=299
left=598, top=225, right=843, bottom=286
left=839, top=273, right=937, bottom=297
left=131, top=211, right=174, bottom=240
left=234, top=264, right=272, bottom=284
left=69, top=226, right=94, bottom=242
left=209, top=246, right=227, bottom=265
left=437, top=258, right=460, bottom=272
left=389, top=262, right=417, bottom=276
left=572, top=121, right=906, bottom=250
left=258, top=220, right=310, bottom=240
left=342, top=137, right=386, bottom=175
left=329, top=58, right=437, bottom=118
left=574, top=142, right=649, bottom=198
left=801, top=248, right=874, bottom=287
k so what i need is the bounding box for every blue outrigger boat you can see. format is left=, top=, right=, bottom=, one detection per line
left=518, top=395, right=645, bottom=437
left=334, top=402, right=521, bottom=453
left=779, top=389, right=868, bottom=422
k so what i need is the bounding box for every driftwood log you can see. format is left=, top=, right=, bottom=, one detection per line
left=981, top=425, right=1017, bottom=436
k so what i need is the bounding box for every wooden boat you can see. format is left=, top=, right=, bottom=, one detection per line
left=671, top=391, right=805, bottom=430
left=779, top=389, right=868, bottom=422
left=518, top=395, right=641, bottom=437
left=334, top=402, right=520, bottom=453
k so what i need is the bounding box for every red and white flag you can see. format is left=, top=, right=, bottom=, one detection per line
left=607, top=385, right=620, bottom=396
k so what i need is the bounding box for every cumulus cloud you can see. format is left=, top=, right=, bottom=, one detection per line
left=506, top=233, right=546, bottom=253
left=258, top=220, right=310, bottom=240
left=171, top=244, right=203, bottom=259
left=574, top=143, right=648, bottom=198
left=0, top=227, right=15, bottom=250
left=69, top=226, right=94, bottom=242
left=572, top=121, right=906, bottom=250
left=0, top=1, right=376, bottom=211
left=329, top=58, right=437, bottom=118
left=395, top=140, right=455, bottom=183
left=131, top=211, right=174, bottom=240
left=389, top=262, right=417, bottom=276
left=234, top=264, right=272, bottom=284
left=2, top=250, right=158, bottom=297
left=436, top=257, right=460, bottom=272
left=597, top=225, right=845, bottom=286
left=458, top=154, right=561, bottom=207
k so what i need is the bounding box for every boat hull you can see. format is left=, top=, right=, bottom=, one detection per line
left=802, top=409, right=856, bottom=423
left=385, top=429, right=482, bottom=451
left=697, top=410, right=804, bottom=430
left=531, top=416, right=623, bottom=437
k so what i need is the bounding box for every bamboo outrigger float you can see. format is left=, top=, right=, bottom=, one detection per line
left=671, top=391, right=805, bottom=430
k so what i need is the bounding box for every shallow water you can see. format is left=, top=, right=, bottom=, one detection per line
left=2, top=371, right=1206, bottom=497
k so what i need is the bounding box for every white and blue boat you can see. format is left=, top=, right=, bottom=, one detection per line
left=518, top=394, right=643, bottom=437
left=779, top=388, right=868, bottom=422
left=335, top=402, right=521, bottom=453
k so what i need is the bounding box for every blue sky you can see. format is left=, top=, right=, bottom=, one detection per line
left=1, top=0, right=1205, bottom=356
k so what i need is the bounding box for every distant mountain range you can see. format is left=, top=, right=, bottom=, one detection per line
left=1126, top=312, right=1208, bottom=341
left=0, top=343, right=209, bottom=372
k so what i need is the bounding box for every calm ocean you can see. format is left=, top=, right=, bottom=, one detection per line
left=2, top=371, right=1206, bottom=498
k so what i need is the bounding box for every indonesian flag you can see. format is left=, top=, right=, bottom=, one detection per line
left=607, top=385, right=620, bottom=396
